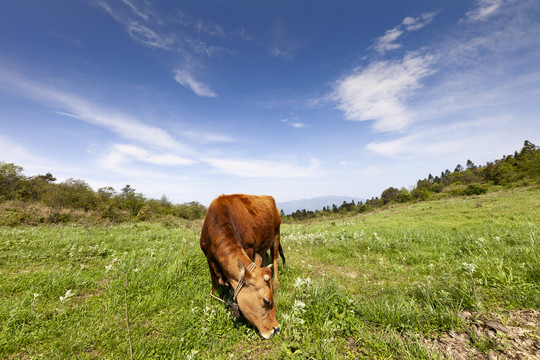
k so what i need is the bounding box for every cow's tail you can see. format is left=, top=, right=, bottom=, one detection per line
left=278, top=242, right=286, bottom=266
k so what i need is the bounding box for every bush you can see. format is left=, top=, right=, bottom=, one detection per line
left=463, top=184, right=488, bottom=196
left=395, top=188, right=413, bottom=203
left=137, top=204, right=154, bottom=221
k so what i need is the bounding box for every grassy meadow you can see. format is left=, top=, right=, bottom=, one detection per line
left=1, top=187, right=539, bottom=359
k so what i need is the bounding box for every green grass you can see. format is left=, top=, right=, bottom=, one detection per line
left=1, top=187, right=539, bottom=359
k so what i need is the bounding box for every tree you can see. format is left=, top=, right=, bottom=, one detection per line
left=44, top=178, right=98, bottom=210
left=159, top=194, right=171, bottom=206
left=466, top=159, right=476, bottom=170
left=455, top=164, right=464, bottom=173
left=381, top=187, right=399, bottom=204
left=0, top=162, right=24, bottom=201
left=395, top=187, right=413, bottom=203
left=118, top=185, right=145, bottom=216
left=19, top=174, right=56, bottom=201
left=98, top=187, right=116, bottom=202
left=121, top=184, right=135, bottom=195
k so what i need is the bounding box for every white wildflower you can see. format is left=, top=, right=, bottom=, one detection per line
left=293, top=300, right=306, bottom=312
left=60, top=289, right=76, bottom=303
left=462, top=262, right=476, bottom=274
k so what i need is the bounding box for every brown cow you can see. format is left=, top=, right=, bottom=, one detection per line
left=199, top=194, right=283, bottom=339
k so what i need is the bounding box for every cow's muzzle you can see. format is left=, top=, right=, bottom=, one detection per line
left=260, top=326, right=280, bottom=340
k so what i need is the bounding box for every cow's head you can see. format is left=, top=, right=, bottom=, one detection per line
left=236, top=254, right=279, bottom=339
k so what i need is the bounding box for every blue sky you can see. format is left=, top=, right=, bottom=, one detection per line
left=1, top=0, right=539, bottom=205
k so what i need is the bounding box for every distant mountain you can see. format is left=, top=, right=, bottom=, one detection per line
left=277, top=196, right=365, bottom=215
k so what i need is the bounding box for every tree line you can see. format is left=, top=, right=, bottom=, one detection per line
left=284, top=140, right=540, bottom=221
left=0, top=165, right=206, bottom=225
left=2, top=140, right=539, bottom=225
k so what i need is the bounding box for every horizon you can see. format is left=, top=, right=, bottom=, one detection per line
left=1, top=1, right=539, bottom=205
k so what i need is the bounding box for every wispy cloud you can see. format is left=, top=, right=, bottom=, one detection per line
left=181, top=130, right=236, bottom=144
left=0, top=133, right=96, bottom=180
left=373, top=12, right=436, bottom=54
left=0, top=65, right=322, bottom=182
left=270, top=47, right=295, bottom=60
left=333, top=0, right=540, bottom=143
left=363, top=116, right=525, bottom=169
left=126, top=22, right=174, bottom=50
left=269, top=21, right=300, bottom=60
left=102, top=144, right=195, bottom=169
left=281, top=117, right=309, bottom=129
left=365, top=120, right=488, bottom=157
left=174, top=69, right=217, bottom=98
left=374, top=27, right=404, bottom=53
left=465, top=0, right=504, bottom=22
left=0, top=67, right=188, bottom=152
left=119, top=0, right=150, bottom=21
left=0, top=133, right=44, bottom=168
left=333, top=53, right=435, bottom=132
left=177, top=9, right=226, bottom=38
left=202, top=157, right=320, bottom=178
left=94, top=0, right=249, bottom=97
left=402, top=13, right=437, bottom=31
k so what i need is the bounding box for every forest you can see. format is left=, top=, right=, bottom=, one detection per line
left=1, top=140, right=539, bottom=225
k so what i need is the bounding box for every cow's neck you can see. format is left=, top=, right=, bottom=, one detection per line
left=225, top=251, right=256, bottom=288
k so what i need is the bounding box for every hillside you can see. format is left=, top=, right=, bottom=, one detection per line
left=1, top=186, right=538, bottom=358
left=282, top=140, right=540, bottom=221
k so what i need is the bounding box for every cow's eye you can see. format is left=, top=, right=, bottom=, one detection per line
left=263, top=299, right=271, bottom=307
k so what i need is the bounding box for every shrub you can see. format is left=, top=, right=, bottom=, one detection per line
left=463, top=184, right=488, bottom=196
left=137, top=204, right=154, bottom=221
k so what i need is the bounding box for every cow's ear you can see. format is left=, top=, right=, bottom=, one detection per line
left=254, top=253, right=263, bottom=267
left=237, top=259, right=245, bottom=280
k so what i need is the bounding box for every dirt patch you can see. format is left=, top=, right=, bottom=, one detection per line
left=423, top=309, right=540, bottom=359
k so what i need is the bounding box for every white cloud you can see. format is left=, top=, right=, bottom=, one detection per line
left=103, top=144, right=195, bottom=168
left=202, top=157, right=320, bottom=178
left=465, top=0, right=504, bottom=22
left=95, top=0, right=171, bottom=50
left=373, top=12, right=436, bottom=54
left=119, top=0, right=150, bottom=21
left=402, top=12, right=437, bottom=31
left=174, top=69, right=217, bottom=98
left=374, top=27, right=404, bottom=53
left=333, top=53, right=435, bottom=132
left=181, top=130, right=236, bottom=144
left=127, top=22, right=173, bottom=50
left=281, top=117, right=309, bottom=129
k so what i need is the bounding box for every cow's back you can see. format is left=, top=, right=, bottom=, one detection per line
left=200, top=194, right=280, bottom=260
